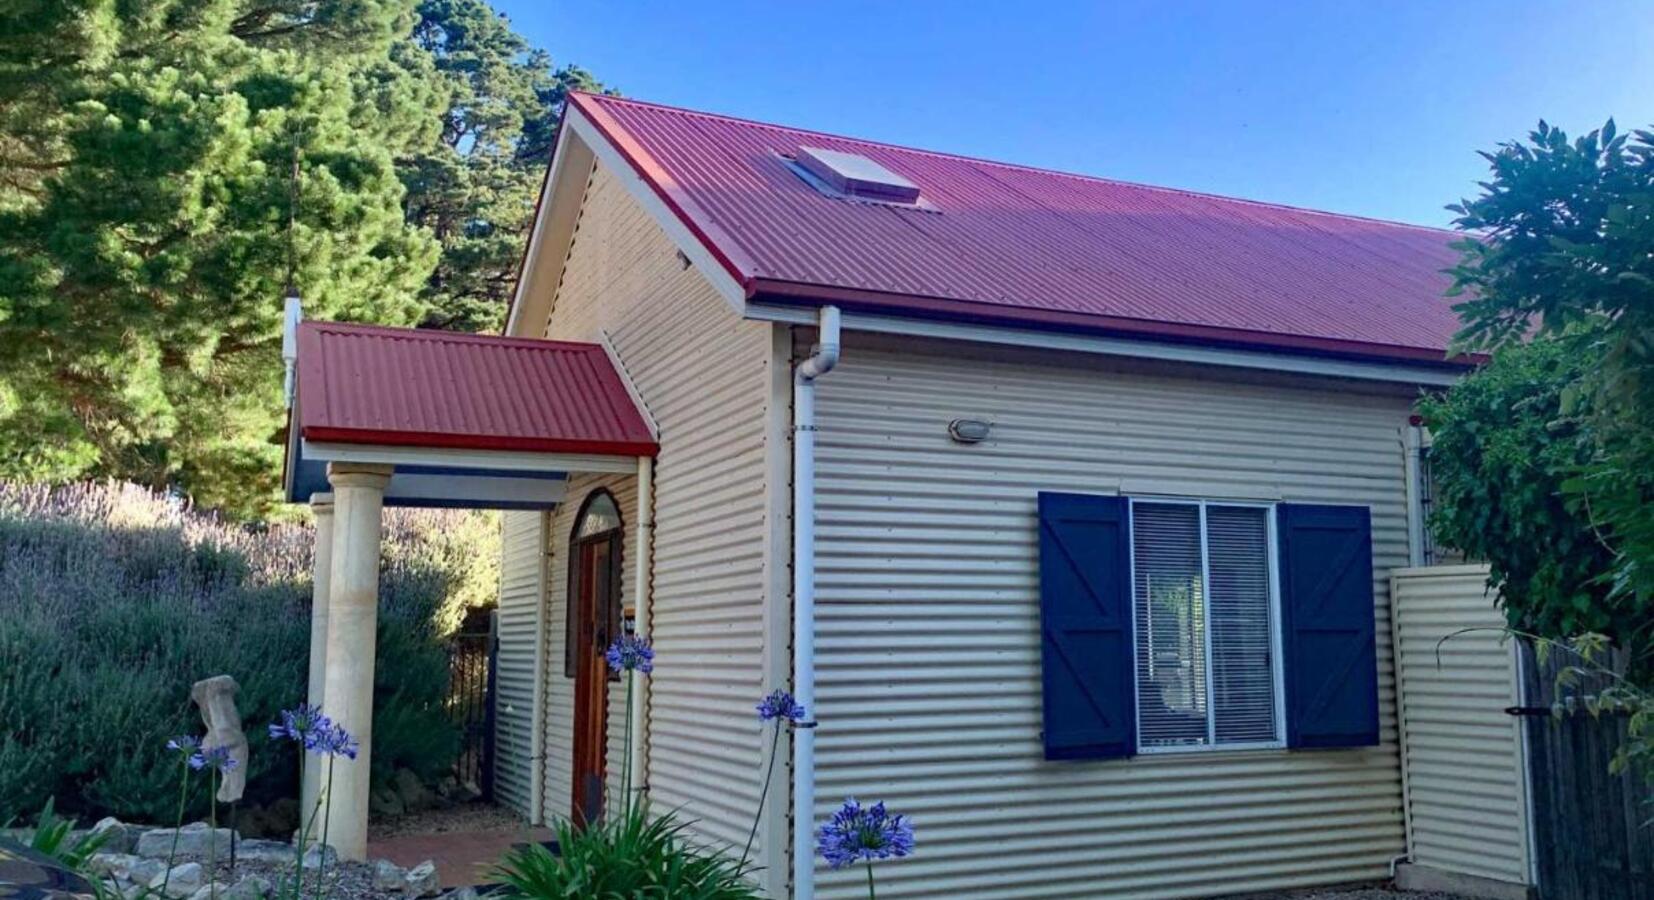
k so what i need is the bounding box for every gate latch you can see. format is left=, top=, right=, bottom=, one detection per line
left=1504, top=705, right=1552, bottom=717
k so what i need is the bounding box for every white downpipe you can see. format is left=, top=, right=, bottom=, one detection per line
left=629, top=455, right=655, bottom=807
left=792, top=306, right=840, bottom=900
left=1403, top=417, right=1425, bottom=567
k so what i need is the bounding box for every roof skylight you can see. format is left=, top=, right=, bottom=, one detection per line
left=794, top=146, right=922, bottom=205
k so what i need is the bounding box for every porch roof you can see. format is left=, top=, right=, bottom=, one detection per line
left=284, top=320, right=656, bottom=508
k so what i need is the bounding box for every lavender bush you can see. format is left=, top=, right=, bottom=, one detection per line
left=0, top=481, right=490, bottom=824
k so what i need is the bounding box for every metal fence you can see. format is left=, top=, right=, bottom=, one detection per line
left=446, top=610, right=496, bottom=796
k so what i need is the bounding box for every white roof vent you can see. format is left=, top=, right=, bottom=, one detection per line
left=795, top=146, right=921, bottom=204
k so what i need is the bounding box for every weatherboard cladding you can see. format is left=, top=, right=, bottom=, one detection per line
left=809, top=333, right=1413, bottom=899
left=532, top=163, right=783, bottom=888
left=493, top=509, right=546, bottom=819
left=572, top=92, right=1464, bottom=363
left=294, top=320, right=656, bottom=455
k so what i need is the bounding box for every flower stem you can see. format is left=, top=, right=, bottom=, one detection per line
left=162, top=761, right=190, bottom=898
left=316, top=757, right=334, bottom=900
left=741, top=725, right=780, bottom=869
left=208, top=770, right=219, bottom=900
left=621, top=672, right=634, bottom=817
left=866, top=862, right=876, bottom=900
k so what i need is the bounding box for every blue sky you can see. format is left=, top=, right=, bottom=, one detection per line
left=492, top=1, right=1654, bottom=227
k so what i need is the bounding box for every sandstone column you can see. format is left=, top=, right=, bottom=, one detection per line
left=320, top=465, right=391, bottom=861
left=300, top=492, right=334, bottom=835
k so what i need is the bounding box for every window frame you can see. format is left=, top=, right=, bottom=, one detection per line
left=1127, top=496, right=1288, bottom=755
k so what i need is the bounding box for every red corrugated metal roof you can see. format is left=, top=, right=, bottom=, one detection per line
left=570, top=92, right=1468, bottom=366
left=296, top=321, right=657, bottom=456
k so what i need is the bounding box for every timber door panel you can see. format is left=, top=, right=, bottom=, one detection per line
left=568, top=490, right=623, bottom=828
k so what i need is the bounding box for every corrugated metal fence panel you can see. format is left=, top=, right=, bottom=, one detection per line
left=494, top=509, right=546, bottom=819
left=538, top=163, right=778, bottom=859
left=1391, top=564, right=1529, bottom=885
left=811, top=336, right=1416, bottom=900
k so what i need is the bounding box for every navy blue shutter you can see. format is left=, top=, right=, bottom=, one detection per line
left=1037, top=492, right=1135, bottom=760
left=1277, top=504, right=1379, bottom=748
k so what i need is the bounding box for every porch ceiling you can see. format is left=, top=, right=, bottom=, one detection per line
left=283, top=320, right=656, bottom=508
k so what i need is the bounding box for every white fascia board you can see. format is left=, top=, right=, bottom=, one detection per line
left=747, top=302, right=1462, bottom=387
left=302, top=440, right=642, bottom=475
left=561, top=107, right=748, bottom=315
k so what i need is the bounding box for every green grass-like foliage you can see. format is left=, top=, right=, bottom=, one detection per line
left=491, top=804, right=762, bottom=900
left=0, top=482, right=495, bottom=824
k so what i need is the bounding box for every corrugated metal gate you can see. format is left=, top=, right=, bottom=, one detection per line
left=1517, top=642, right=1654, bottom=900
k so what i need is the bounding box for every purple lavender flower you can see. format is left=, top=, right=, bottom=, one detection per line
left=189, top=745, right=238, bottom=773
left=314, top=721, right=359, bottom=759
left=166, top=735, right=201, bottom=756
left=268, top=704, right=330, bottom=749
left=756, top=689, right=807, bottom=724
left=605, top=635, right=654, bottom=674
left=817, top=798, right=915, bottom=869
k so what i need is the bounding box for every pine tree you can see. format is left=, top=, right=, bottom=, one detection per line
left=0, top=0, right=605, bottom=517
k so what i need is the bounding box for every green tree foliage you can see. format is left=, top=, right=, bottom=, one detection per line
left=1418, top=339, right=1632, bottom=662
left=403, top=0, right=605, bottom=332
left=1432, top=120, right=1654, bottom=685
left=0, top=1, right=604, bottom=517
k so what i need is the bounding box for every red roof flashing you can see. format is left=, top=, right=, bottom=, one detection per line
left=296, top=321, right=657, bottom=457
left=567, top=92, right=1468, bottom=367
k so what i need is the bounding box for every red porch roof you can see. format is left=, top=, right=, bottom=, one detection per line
left=295, top=321, right=657, bottom=456
left=569, top=92, right=1467, bottom=366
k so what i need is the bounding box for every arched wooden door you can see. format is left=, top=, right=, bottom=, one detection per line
left=565, top=490, right=623, bottom=826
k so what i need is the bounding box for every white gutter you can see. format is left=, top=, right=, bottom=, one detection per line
left=747, top=302, right=1463, bottom=388
left=629, top=455, right=655, bottom=808
left=792, top=306, right=840, bottom=900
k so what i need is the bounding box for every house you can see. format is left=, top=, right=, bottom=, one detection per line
left=285, top=93, right=1475, bottom=899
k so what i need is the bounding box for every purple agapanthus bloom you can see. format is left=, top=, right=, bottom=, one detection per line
left=268, top=704, right=330, bottom=749
left=756, top=689, right=807, bottom=724
left=166, top=735, right=201, bottom=756
left=605, top=635, right=654, bottom=674
left=189, top=745, right=238, bottom=773
left=314, top=721, right=359, bottom=759
left=817, top=798, right=915, bottom=869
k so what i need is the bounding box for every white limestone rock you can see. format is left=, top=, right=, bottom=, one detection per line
left=91, top=817, right=139, bottom=854
left=185, top=882, right=229, bottom=900
left=372, top=859, right=408, bottom=892
left=149, top=862, right=205, bottom=899
left=135, top=823, right=237, bottom=858
left=404, top=860, right=440, bottom=898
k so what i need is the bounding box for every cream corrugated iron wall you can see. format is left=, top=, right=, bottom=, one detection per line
left=810, top=335, right=1415, bottom=900
left=541, top=475, right=638, bottom=820
left=534, top=162, right=784, bottom=887
left=494, top=509, right=546, bottom=819
left=1391, top=564, right=1529, bottom=885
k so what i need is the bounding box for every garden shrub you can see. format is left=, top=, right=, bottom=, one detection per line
left=0, top=482, right=498, bottom=824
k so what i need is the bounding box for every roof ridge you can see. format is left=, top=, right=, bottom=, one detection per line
left=573, top=92, right=1461, bottom=237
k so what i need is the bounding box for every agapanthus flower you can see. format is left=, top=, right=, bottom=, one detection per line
left=314, top=721, right=359, bottom=759
left=756, top=689, right=807, bottom=724
left=189, top=745, right=239, bottom=773
left=817, top=798, right=915, bottom=869
left=166, top=735, right=201, bottom=756
left=605, top=635, right=654, bottom=674
left=268, top=704, right=330, bottom=749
